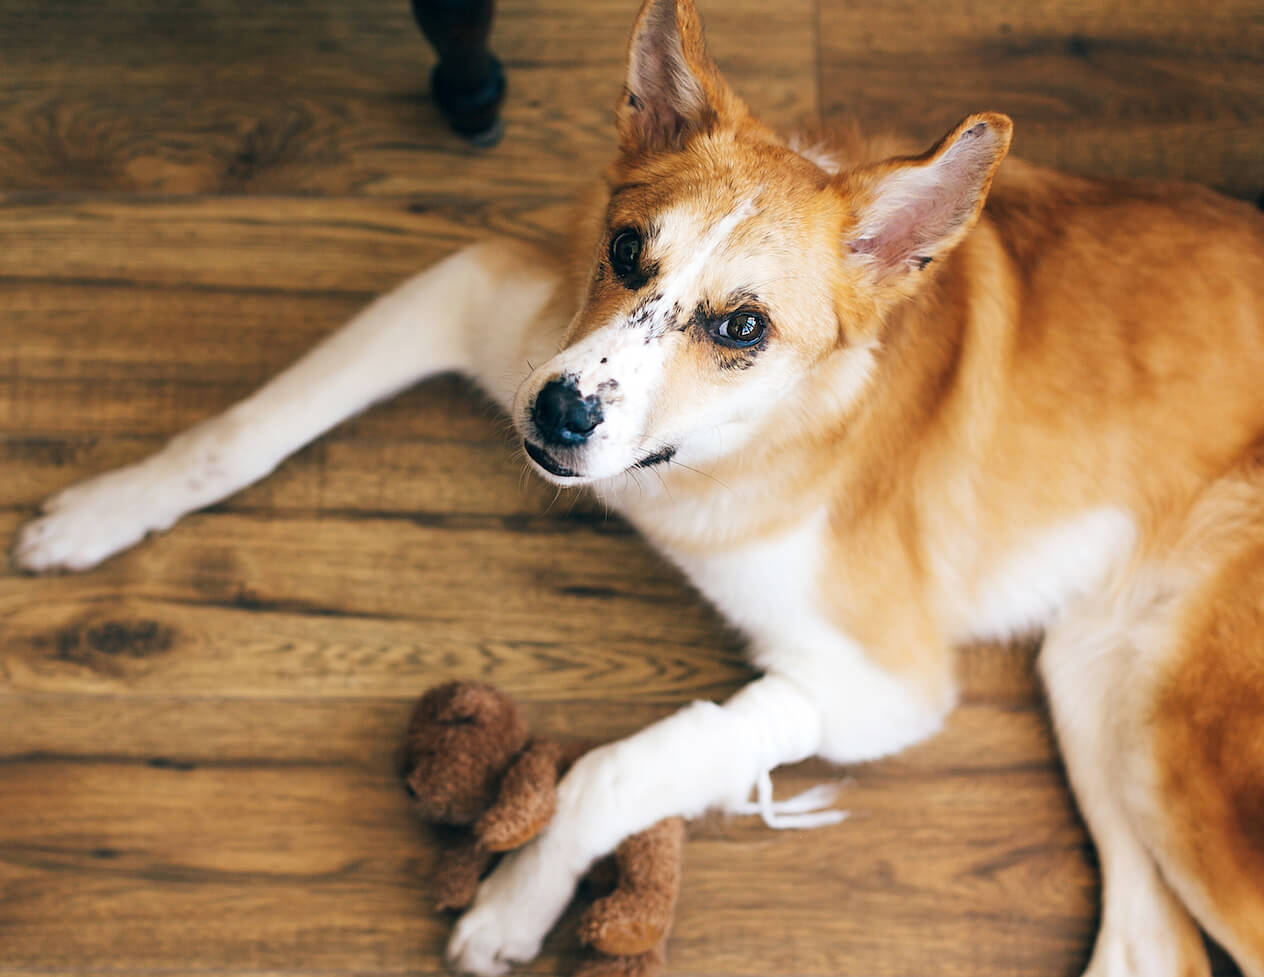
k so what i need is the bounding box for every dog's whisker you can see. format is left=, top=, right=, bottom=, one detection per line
left=542, top=483, right=565, bottom=514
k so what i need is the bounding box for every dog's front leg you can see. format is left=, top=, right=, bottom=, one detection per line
left=15, top=238, right=563, bottom=572
left=446, top=673, right=824, bottom=977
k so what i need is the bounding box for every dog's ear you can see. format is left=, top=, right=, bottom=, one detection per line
left=838, top=113, right=1013, bottom=281
left=617, top=0, right=746, bottom=155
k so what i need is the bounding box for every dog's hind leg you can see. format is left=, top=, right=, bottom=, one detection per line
left=1138, top=527, right=1264, bottom=977
left=1043, top=466, right=1264, bottom=977
left=14, top=238, right=565, bottom=572
left=1041, top=599, right=1212, bottom=977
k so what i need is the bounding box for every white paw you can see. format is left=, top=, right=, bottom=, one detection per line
left=14, top=462, right=183, bottom=573
left=447, top=840, right=580, bottom=977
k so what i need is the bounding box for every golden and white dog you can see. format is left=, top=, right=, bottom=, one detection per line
left=15, top=0, right=1264, bottom=974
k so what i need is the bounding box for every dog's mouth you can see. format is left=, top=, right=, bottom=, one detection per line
left=522, top=441, right=677, bottom=480
left=523, top=440, right=580, bottom=479
left=633, top=446, right=676, bottom=469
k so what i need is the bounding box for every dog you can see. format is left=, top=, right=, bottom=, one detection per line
left=14, top=0, right=1264, bottom=974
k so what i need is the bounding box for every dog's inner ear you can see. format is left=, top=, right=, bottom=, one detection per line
left=843, top=113, right=1014, bottom=279
left=617, top=0, right=740, bottom=155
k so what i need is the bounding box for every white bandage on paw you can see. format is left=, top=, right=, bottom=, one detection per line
left=731, top=771, right=850, bottom=829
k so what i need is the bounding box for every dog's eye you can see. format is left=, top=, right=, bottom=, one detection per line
left=711, top=310, right=767, bottom=349
left=609, top=227, right=643, bottom=277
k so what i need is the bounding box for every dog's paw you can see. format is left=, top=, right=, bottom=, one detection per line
left=13, top=463, right=180, bottom=573
left=447, top=841, right=580, bottom=976
left=447, top=902, right=541, bottom=977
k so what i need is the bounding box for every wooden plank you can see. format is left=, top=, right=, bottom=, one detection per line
left=819, top=0, right=1264, bottom=200
left=0, top=373, right=500, bottom=441
left=0, top=201, right=517, bottom=446
left=0, top=0, right=816, bottom=197
left=0, top=754, right=1096, bottom=976
left=0, top=587, right=752, bottom=703
left=0, top=689, right=1054, bottom=772
left=0, top=200, right=529, bottom=444
left=0, top=0, right=809, bottom=78
left=0, top=762, right=452, bottom=973
left=0, top=693, right=670, bottom=767
left=0, top=509, right=1043, bottom=707
left=0, top=431, right=569, bottom=516
left=0, top=692, right=1240, bottom=975
left=0, top=511, right=747, bottom=693
left=0, top=198, right=539, bottom=291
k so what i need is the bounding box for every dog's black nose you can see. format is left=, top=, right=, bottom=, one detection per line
left=532, top=378, right=603, bottom=446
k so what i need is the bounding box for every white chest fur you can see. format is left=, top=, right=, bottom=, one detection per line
left=629, top=507, right=951, bottom=765
left=961, top=507, right=1137, bottom=643
left=612, top=495, right=1137, bottom=766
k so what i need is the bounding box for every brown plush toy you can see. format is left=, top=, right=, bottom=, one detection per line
left=401, top=681, right=686, bottom=977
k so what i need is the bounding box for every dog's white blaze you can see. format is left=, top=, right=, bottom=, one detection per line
left=647, top=194, right=758, bottom=325
left=964, top=507, right=1137, bottom=641
left=672, top=509, right=951, bottom=764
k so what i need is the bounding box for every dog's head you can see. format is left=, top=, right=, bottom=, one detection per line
left=515, top=0, right=1012, bottom=486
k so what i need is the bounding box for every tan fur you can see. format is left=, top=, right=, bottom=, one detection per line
left=1144, top=448, right=1264, bottom=973
left=555, top=1, right=1264, bottom=970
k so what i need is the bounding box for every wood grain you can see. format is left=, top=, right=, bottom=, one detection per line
left=819, top=0, right=1264, bottom=200
left=0, top=0, right=816, bottom=197
left=0, top=757, right=1097, bottom=976
left=0, top=0, right=1256, bottom=974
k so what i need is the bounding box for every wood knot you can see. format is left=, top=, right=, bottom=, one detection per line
left=57, top=618, right=175, bottom=663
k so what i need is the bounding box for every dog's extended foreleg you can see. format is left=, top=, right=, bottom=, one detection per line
left=446, top=673, right=825, bottom=977
left=14, top=238, right=563, bottom=572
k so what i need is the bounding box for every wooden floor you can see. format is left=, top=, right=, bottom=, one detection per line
left=1, top=1, right=1260, bottom=975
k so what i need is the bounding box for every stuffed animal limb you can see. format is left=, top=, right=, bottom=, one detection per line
left=477, top=739, right=582, bottom=852
left=433, top=825, right=494, bottom=911
left=576, top=816, right=686, bottom=975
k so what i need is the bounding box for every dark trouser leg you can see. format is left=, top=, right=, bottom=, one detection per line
left=410, top=0, right=506, bottom=145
